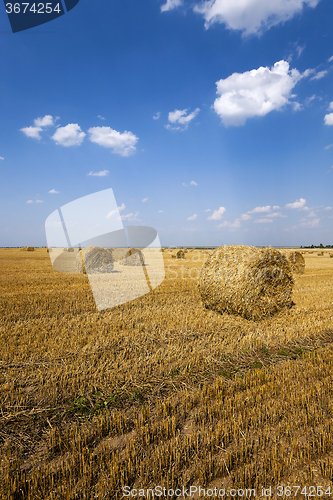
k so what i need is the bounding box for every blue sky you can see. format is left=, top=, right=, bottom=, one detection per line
left=1, top=0, right=333, bottom=247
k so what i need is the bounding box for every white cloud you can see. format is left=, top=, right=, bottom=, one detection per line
left=36, top=199, right=43, bottom=204
left=87, top=170, right=109, bottom=177
left=21, top=126, right=43, bottom=140
left=204, top=209, right=211, bottom=212
left=182, top=182, right=188, bottom=187
left=98, top=115, right=106, bottom=120
left=153, top=112, right=161, bottom=120
left=325, top=144, right=333, bottom=149
left=193, top=0, right=320, bottom=36
left=248, top=205, right=271, bottom=214
left=310, top=70, right=328, bottom=81
left=106, top=203, right=125, bottom=219
left=48, top=189, right=59, bottom=194
left=295, top=43, right=306, bottom=58
left=161, top=0, right=182, bottom=12
left=240, top=213, right=251, bottom=221
left=158, top=210, right=164, bottom=213
left=187, top=214, right=198, bottom=221
left=142, top=198, right=148, bottom=202
left=190, top=180, right=198, bottom=186
left=88, top=126, right=138, bottom=156
left=324, top=113, right=333, bottom=125
left=300, top=217, right=320, bottom=227
left=34, top=115, right=54, bottom=127
left=324, top=206, right=332, bottom=210
left=0, top=157, right=4, bottom=160
left=167, top=108, right=200, bottom=130
left=273, top=205, right=280, bottom=209
left=213, top=60, right=303, bottom=126
left=52, top=124, right=86, bottom=147
left=254, top=218, right=273, bottom=223
left=308, top=210, right=317, bottom=217
left=26, top=200, right=34, bottom=204
left=121, top=211, right=140, bottom=221
left=285, top=198, right=306, bottom=209
left=270, top=212, right=286, bottom=218
left=207, top=206, right=226, bottom=220
left=328, top=56, right=333, bottom=63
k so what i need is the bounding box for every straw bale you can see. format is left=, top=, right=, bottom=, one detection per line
left=330, top=254, right=333, bottom=258
left=77, top=246, right=114, bottom=273
left=27, top=247, right=34, bottom=251
left=198, top=245, right=294, bottom=321
left=287, top=251, right=305, bottom=274
left=176, top=249, right=185, bottom=259
left=68, top=247, right=74, bottom=252
left=120, top=248, right=145, bottom=266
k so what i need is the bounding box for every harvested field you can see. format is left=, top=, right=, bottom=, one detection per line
left=0, top=247, right=333, bottom=497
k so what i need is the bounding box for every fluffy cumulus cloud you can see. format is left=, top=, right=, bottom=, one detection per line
left=285, top=198, right=306, bottom=209
left=87, top=170, right=109, bottom=177
left=207, top=206, right=226, bottom=220
left=161, top=0, right=182, bottom=12
left=21, top=114, right=56, bottom=140
left=187, top=214, right=198, bottom=221
left=190, top=180, right=198, bottom=186
left=218, top=213, right=251, bottom=228
left=324, top=102, right=333, bottom=125
left=48, top=189, right=59, bottom=194
left=193, top=0, right=320, bottom=36
left=153, top=112, right=161, bottom=120
left=213, top=60, right=303, bottom=126
left=21, top=126, right=43, bottom=140
left=34, top=115, right=55, bottom=127
left=166, top=108, right=200, bottom=130
left=88, top=126, right=138, bottom=156
left=52, top=124, right=86, bottom=147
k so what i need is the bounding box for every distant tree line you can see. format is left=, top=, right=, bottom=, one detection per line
left=300, top=244, right=333, bottom=248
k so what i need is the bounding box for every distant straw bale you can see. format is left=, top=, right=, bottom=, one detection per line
left=198, top=245, right=294, bottom=321
left=68, top=247, right=74, bottom=252
left=330, top=254, right=333, bottom=258
left=287, top=251, right=305, bottom=274
left=77, top=247, right=114, bottom=274
left=317, top=252, right=324, bottom=256
left=27, top=247, right=34, bottom=251
left=120, top=248, right=145, bottom=266
left=176, top=250, right=185, bottom=259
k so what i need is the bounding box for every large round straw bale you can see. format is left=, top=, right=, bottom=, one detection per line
left=120, top=248, right=145, bottom=266
left=330, top=253, right=333, bottom=258
left=68, top=247, right=74, bottom=252
left=176, top=249, right=185, bottom=259
left=287, top=251, right=305, bottom=274
left=198, top=245, right=294, bottom=321
left=27, top=247, right=34, bottom=251
left=78, top=246, right=114, bottom=273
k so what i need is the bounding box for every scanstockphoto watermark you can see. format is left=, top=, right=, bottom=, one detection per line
left=122, top=485, right=257, bottom=498
left=45, top=188, right=165, bottom=312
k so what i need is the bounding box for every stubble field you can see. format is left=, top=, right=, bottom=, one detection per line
left=0, top=247, right=333, bottom=499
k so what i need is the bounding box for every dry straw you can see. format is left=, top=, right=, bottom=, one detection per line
left=27, top=247, right=34, bottom=251
left=198, top=245, right=294, bottom=321
left=287, top=251, right=305, bottom=274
